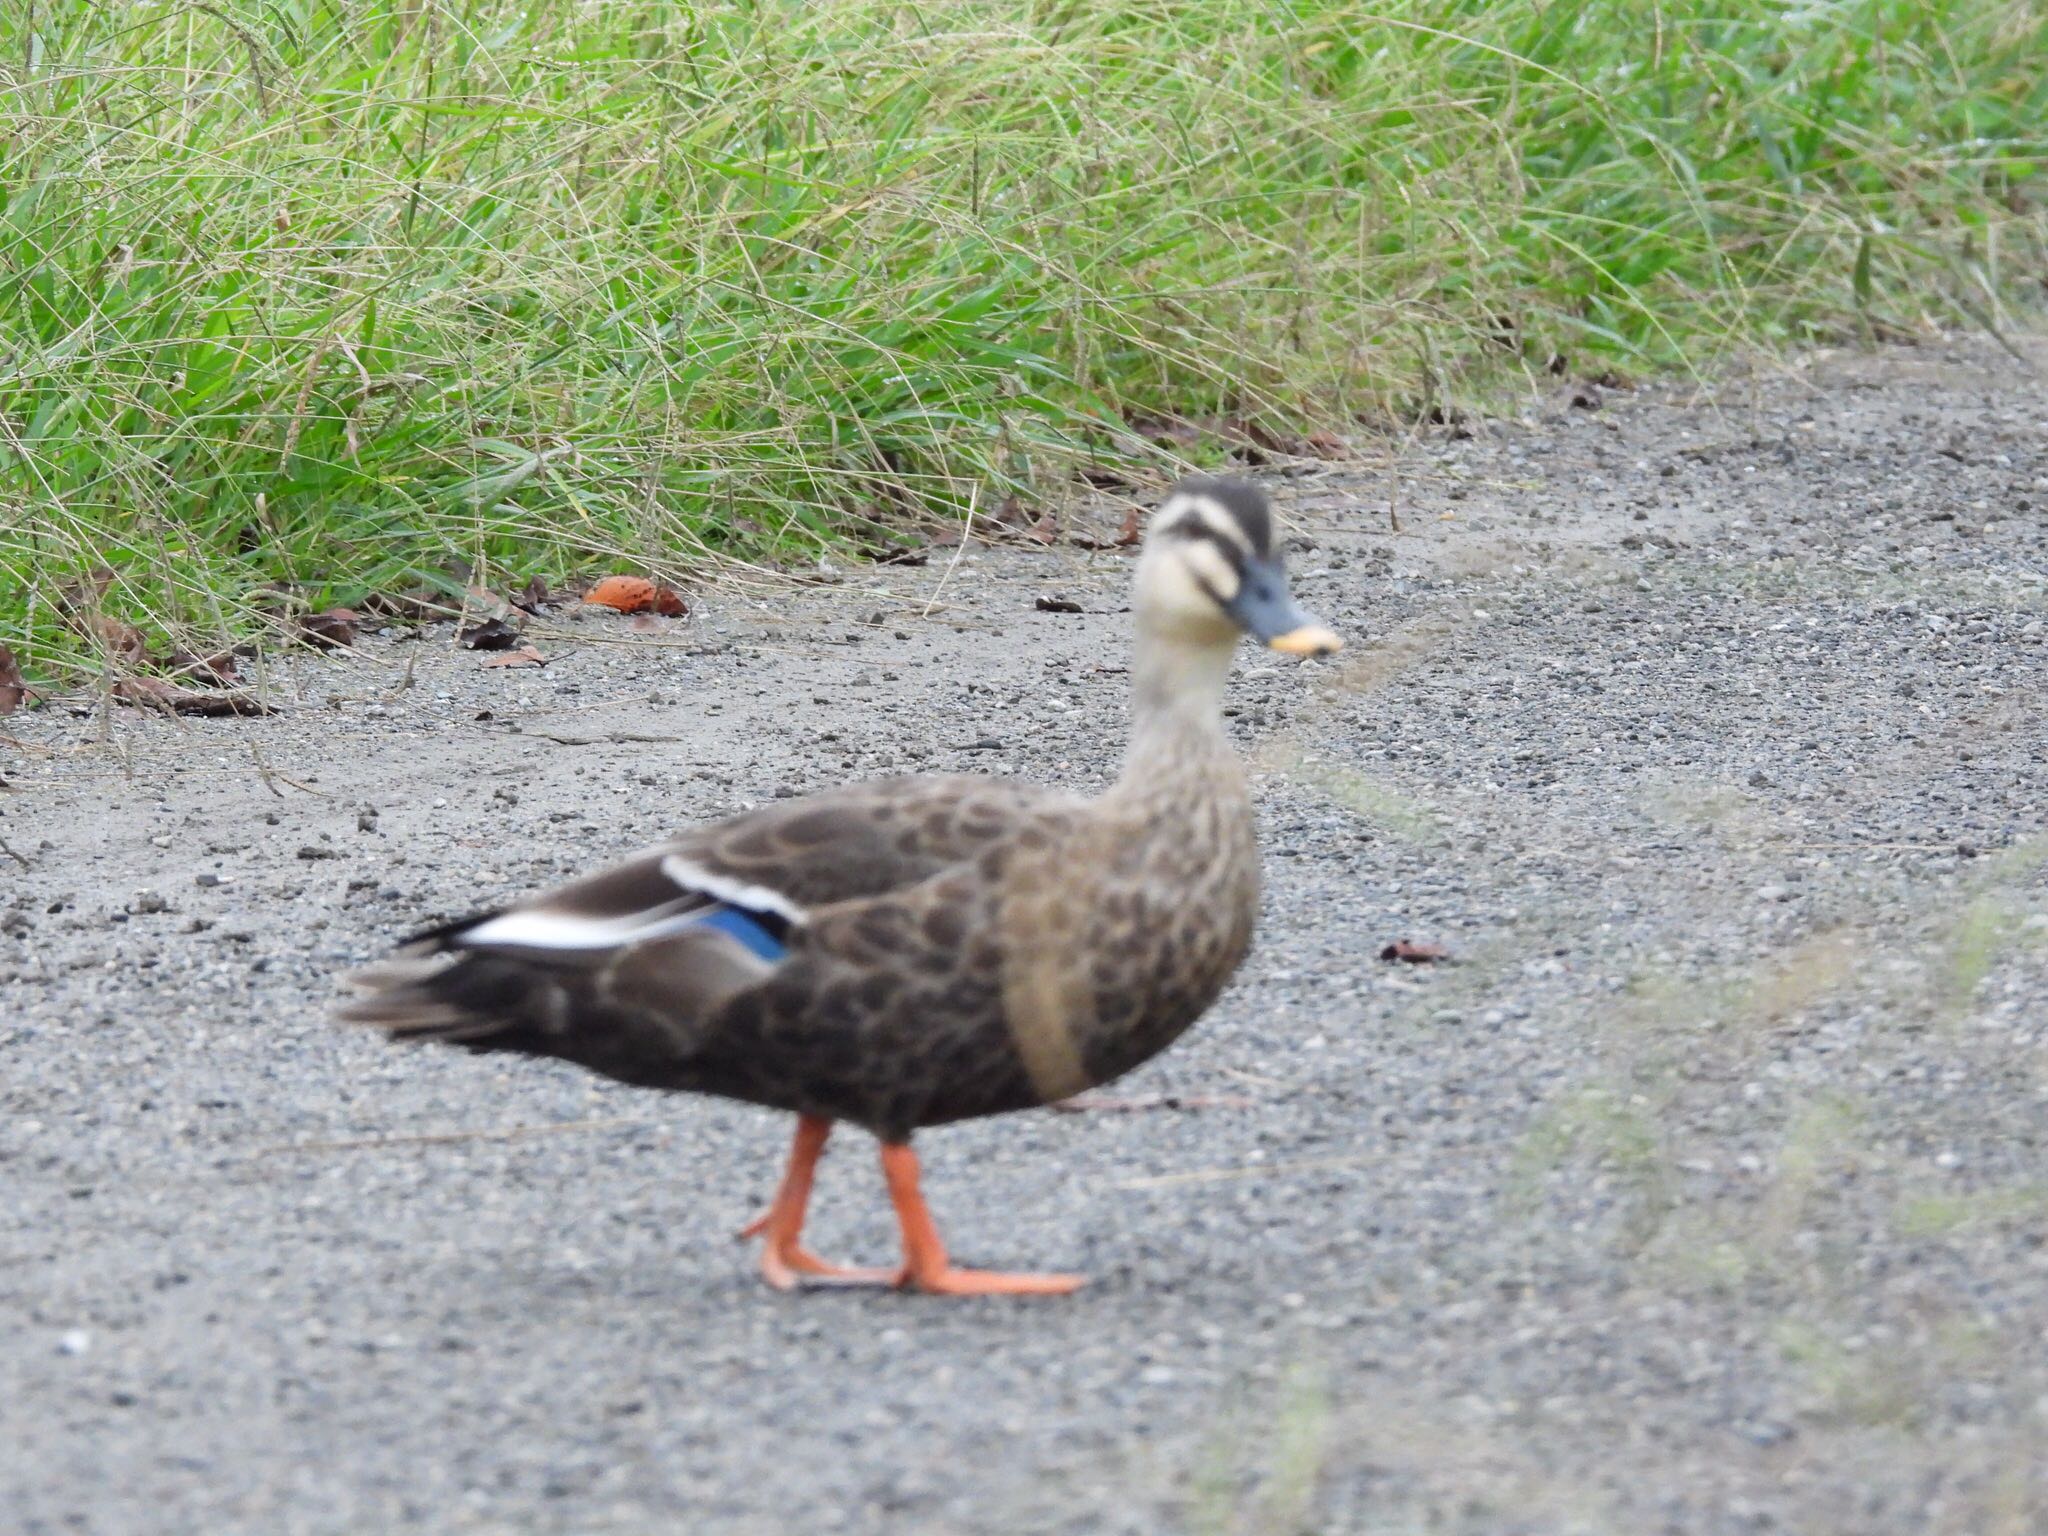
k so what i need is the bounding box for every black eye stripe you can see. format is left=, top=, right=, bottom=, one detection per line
left=1169, top=476, right=1273, bottom=559
left=1162, top=520, right=1250, bottom=571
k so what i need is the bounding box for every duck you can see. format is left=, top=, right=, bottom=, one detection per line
left=337, top=475, right=1341, bottom=1295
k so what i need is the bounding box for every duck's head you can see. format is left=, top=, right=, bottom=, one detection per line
left=1133, top=477, right=1342, bottom=657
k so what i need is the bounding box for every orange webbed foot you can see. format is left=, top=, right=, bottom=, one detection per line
left=759, top=1243, right=897, bottom=1292
left=879, top=1140, right=1085, bottom=1299
left=894, top=1265, right=1087, bottom=1297
left=746, top=1114, right=893, bottom=1291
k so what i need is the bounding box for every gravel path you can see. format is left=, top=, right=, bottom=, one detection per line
left=4, top=339, right=2046, bottom=1535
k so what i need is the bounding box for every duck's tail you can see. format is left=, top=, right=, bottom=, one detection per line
left=334, top=949, right=570, bottom=1042
left=334, top=847, right=801, bottom=1071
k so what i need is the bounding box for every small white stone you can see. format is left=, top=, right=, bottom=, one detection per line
left=58, top=1329, right=90, bottom=1356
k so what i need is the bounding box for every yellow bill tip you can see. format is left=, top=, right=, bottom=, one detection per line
left=1267, top=624, right=1343, bottom=657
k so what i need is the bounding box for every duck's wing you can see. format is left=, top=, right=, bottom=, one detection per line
left=654, top=773, right=1075, bottom=908
left=381, top=771, right=1072, bottom=960
left=334, top=773, right=1074, bottom=1081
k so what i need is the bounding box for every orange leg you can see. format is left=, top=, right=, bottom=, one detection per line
left=743, top=1115, right=894, bottom=1291
left=880, top=1141, right=1086, bottom=1296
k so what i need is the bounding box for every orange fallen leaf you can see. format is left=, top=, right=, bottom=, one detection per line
left=586, top=575, right=686, bottom=615
left=482, top=645, right=547, bottom=669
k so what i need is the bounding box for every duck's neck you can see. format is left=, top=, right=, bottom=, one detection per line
left=1115, top=631, right=1239, bottom=789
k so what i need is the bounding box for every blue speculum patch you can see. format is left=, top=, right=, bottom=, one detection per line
left=695, top=904, right=788, bottom=962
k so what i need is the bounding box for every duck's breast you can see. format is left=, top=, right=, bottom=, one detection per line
left=995, top=793, right=1260, bottom=1102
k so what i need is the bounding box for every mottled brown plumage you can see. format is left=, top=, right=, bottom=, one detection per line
left=337, top=474, right=1340, bottom=1293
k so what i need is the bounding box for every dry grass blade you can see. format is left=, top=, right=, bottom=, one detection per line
left=1107, top=1153, right=1385, bottom=1192
left=252, top=1117, right=661, bottom=1156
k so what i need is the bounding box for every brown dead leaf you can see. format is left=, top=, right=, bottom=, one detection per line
left=115, top=676, right=274, bottom=717
left=983, top=497, right=1059, bottom=548
left=1225, top=418, right=1350, bottom=461
left=1380, top=939, right=1451, bottom=964
left=0, top=645, right=27, bottom=715
left=298, top=607, right=359, bottom=650
left=52, top=567, right=116, bottom=615
left=165, top=649, right=240, bottom=686
left=361, top=589, right=446, bottom=622
left=1068, top=504, right=1144, bottom=551
left=1035, top=595, right=1083, bottom=614
left=510, top=575, right=552, bottom=614
left=864, top=543, right=929, bottom=567
left=1212, top=417, right=1271, bottom=465
left=464, top=583, right=516, bottom=623
left=95, top=616, right=151, bottom=661
left=459, top=617, right=521, bottom=650
left=481, top=644, right=546, bottom=669
left=1124, top=414, right=1204, bottom=450
left=54, top=579, right=150, bottom=662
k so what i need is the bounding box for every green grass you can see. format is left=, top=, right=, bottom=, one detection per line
left=4, top=0, right=2044, bottom=674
